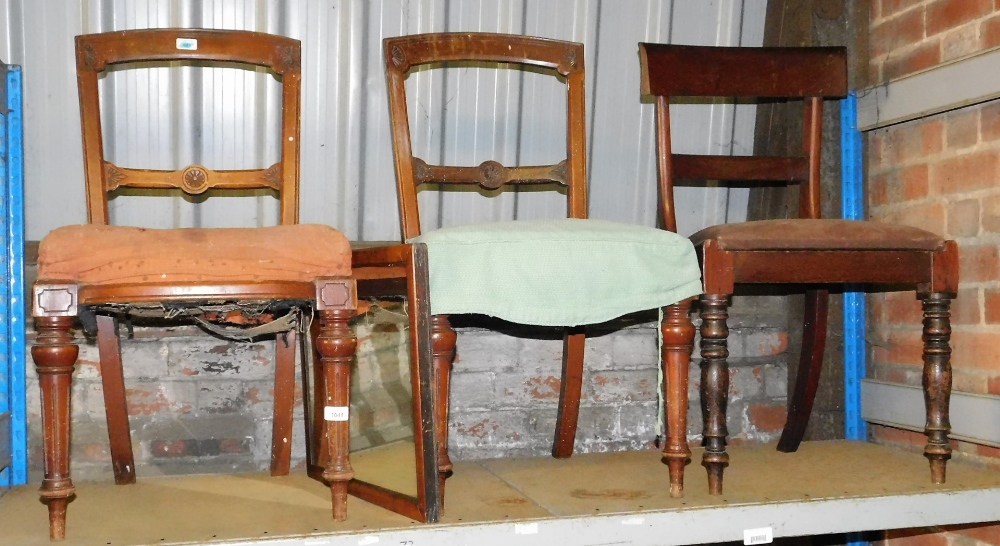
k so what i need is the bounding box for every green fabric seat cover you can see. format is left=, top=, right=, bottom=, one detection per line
left=411, top=218, right=703, bottom=326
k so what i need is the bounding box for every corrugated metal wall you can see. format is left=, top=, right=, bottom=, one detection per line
left=0, top=0, right=764, bottom=242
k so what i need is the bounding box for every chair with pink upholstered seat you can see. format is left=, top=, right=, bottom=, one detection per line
left=30, top=29, right=360, bottom=540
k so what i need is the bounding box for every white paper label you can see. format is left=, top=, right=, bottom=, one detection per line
left=514, top=522, right=538, bottom=535
left=176, top=38, right=198, bottom=50
left=357, top=536, right=379, bottom=546
left=744, top=527, right=773, bottom=545
left=324, top=406, right=349, bottom=421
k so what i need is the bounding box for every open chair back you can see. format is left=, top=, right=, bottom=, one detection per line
left=638, top=44, right=847, bottom=230
left=383, top=33, right=588, bottom=239
left=75, top=29, right=302, bottom=225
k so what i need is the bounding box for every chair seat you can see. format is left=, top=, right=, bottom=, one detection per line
left=411, top=218, right=703, bottom=326
left=690, top=219, right=946, bottom=251
left=38, top=224, right=351, bottom=285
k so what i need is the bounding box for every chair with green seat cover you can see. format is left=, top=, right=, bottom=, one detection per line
left=382, top=32, right=704, bottom=505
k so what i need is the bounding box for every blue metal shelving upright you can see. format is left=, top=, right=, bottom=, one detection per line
left=842, top=92, right=867, bottom=546
left=0, top=58, right=27, bottom=492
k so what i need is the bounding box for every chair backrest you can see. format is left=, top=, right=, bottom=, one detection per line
left=75, top=29, right=302, bottom=225
left=383, top=32, right=587, bottom=240
left=638, top=43, right=848, bottom=232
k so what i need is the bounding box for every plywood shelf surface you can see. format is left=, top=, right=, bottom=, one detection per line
left=2, top=440, right=999, bottom=545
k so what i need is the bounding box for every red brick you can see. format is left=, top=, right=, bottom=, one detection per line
left=881, top=0, right=923, bottom=18
left=983, top=13, right=1000, bottom=48
left=981, top=193, right=1000, bottom=232
left=870, top=171, right=892, bottom=206
left=883, top=202, right=946, bottom=236
left=945, top=108, right=979, bottom=149
left=953, top=368, right=989, bottom=392
left=946, top=198, right=980, bottom=237
left=884, top=528, right=949, bottom=546
left=884, top=40, right=942, bottom=80
left=748, top=404, right=787, bottom=433
left=869, top=61, right=883, bottom=86
left=76, top=443, right=111, bottom=462
left=951, top=287, right=981, bottom=324
left=926, top=0, right=992, bottom=36
left=872, top=424, right=931, bottom=448
left=886, top=121, right=942, bottom=166
left=923, top=119, right=945, bottom=155
left=869, top=130, right=888, bottom=172
left=884, top=291, right=923, bottom=325
left=872, top=362, right=921, bottom=385
left=985, top=288, right=1000, bottom=323
left=151, top=439, right=188, bottom=458
left=959, top=243, right=1000, bottom=282
left=900, top=163, right=931, bottom=201
left=980, top=99, right=1000, bottom=141
left=929, top=149, right=999, bottom=194
left=951, top=330, right=1000, bottom=371
left=871, top=328, right=924, bottom=367
left=872, top=8, right=926, bottom=58
left=943, top=522, right=1000, bottom=544
left=941, top=24, right=982, bottom=62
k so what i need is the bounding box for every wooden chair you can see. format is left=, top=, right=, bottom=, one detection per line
left=639, top=43, right=959, bottom=495
left=382, top=32, right=704, bottom=505
left=31, top=29, right=359, bottom=539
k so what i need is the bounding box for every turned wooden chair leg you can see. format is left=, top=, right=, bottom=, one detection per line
left=95, top=315, right=136, bottom=485
left=553, top=327, right=586, bottom=459
left=921, top=292, right=952, bottom=484
left=662, top=299, right=695, bottom=498
left=699, top=294, right=730, bottom=495
left=431, top=315, right=457, bottom=506
left=777, top=289, right=829, bottom=453
left=33, top=315, right=79, bottom=540
left=316, top=309, right=357, bottom=521
left=270, top=329, right=297, bottom=476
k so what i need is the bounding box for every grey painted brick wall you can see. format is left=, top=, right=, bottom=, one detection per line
left=25, top=296, right=790, bottom=482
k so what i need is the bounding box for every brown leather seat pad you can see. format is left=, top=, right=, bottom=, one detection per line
left=38, top=224, right=351, bottom=285
left=690, top=219, right=946, bottom=251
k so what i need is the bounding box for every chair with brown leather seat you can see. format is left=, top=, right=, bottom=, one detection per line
left=639, top=43, right=958, bottom=495
left=382, top=32, right=704, bottom=506
left=31, top=29, right=359, bottom=539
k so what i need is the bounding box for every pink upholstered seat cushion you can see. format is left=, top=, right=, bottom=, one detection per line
left=690, top=219, right=946, bottom=251
left=38, top=224, right=351, bottom=285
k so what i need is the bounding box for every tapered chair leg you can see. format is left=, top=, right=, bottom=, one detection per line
left=699, top=294, right=730, bottom=495
left=921, top=292, right=952, bottom=484
left=553, top=327, right=586, bottom=459
left=661, top=300, right=695, bottom=498
left=777, top=289, right=829, bottom=453
left=315, top=309, right=357, bottom=521
left=33, top=315, right=79, bottom=541
left=271, top=329, right=297, bottom=476
left=431, top=315, right=457, bottom=506
left=96, top=315, right=137, bottom=485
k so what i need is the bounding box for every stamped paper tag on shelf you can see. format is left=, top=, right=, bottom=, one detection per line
left=176, top=38, right=198, bottom=51
left=744, top=527, right=773, bottom=545
left=324, top=406, right=349, bottom=421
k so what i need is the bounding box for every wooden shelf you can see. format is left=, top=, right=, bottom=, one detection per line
left=2, top=440, right=1000, bottom=545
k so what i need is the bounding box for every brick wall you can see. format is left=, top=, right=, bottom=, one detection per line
left=25, top=296, right=791, bottom=482
left=869, top=1, right=1000, bottom=544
